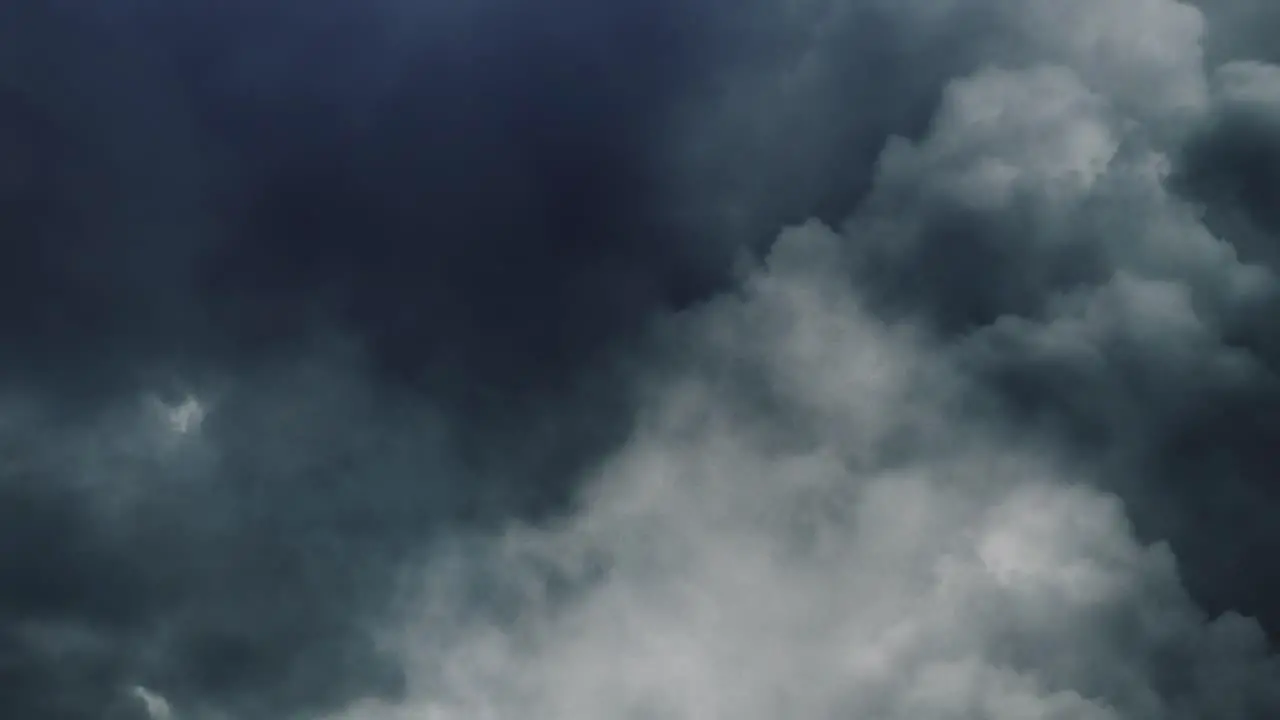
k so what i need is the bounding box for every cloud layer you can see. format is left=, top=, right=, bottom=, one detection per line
left=5, top=0, right=1280, bottom=718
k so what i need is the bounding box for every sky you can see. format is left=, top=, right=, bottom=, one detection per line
left=3, top=0, right=1280, bottom=718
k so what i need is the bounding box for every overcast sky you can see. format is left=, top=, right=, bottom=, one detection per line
left=3, top=1, right=1280, bottom=718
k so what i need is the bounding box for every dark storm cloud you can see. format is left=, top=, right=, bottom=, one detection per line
left=8, top=0, right=1280, bottom=718
left=329, top=0, right=1280, bottom=718
left=658, top=0, right=1280, bottom=645
left=334, top=220, right=1280, bottom=720
left=1, top=0, right=720, bottom=400
left=0, top=1, right=727, bottom=718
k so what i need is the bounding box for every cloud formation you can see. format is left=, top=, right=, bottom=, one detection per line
left=1, top=2, right=713, bottom=715
left=333, top=221, right=1280, bottom=720
left=664, top=0, right=1280, bottom=641
left=326, top=0, right=1280, bottom=717
left=5, top=0, right=1280, bottom=717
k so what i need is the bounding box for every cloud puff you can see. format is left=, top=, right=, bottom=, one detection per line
left=131, top=686, right=172, bottom=720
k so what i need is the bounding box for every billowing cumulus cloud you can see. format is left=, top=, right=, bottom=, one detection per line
left=328, top=0, right=1280, bottom=718
left=5, top=0, right=1280, bottom=717
left=667, top=0, right=1280, bottom=641
left=330, top=222, right=1279, bottom=720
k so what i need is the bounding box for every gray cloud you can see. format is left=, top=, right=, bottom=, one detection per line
left=0, top=2, right=717, bottom=714
left=7, top=0, right=1280, bottom=716
left=320, top=0, right=1280, bottom=717
left=658, top=0, right=1280, bottom=641
left=333, top=221, right=1280, bottom=720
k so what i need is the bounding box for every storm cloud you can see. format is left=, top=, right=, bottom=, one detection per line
left=4, top=0, right=1280, bottom=718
